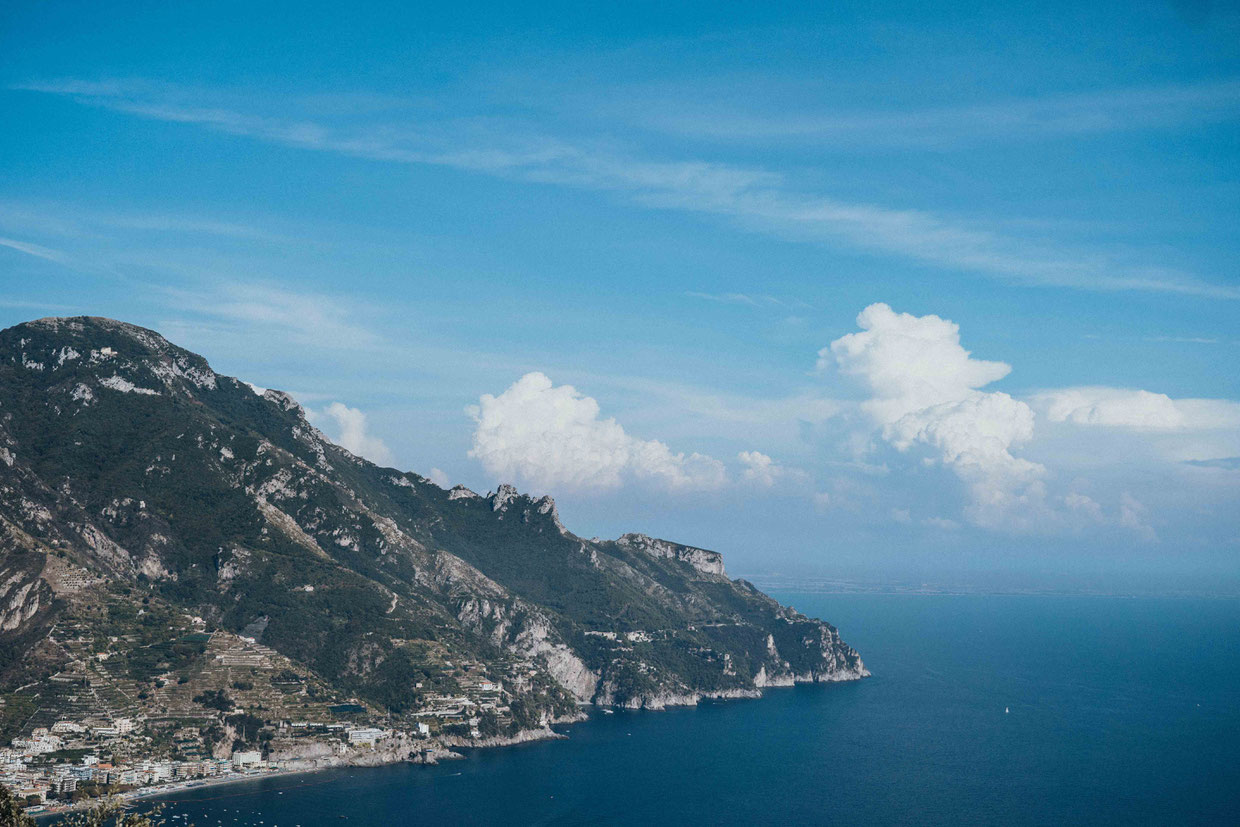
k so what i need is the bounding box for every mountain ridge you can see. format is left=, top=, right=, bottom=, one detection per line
left=0, top=315, right=865, bottom=755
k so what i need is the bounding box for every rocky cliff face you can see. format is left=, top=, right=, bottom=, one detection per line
left=615, top=533, right=726, bottom=576
left=0, top=316, right=866, bottom=740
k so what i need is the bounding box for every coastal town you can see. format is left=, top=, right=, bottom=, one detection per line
left=2, top=717, right=420, bottom=817
left=0, top=619, right=540, bottom=818
left=1, top=680, right=521, bottom=818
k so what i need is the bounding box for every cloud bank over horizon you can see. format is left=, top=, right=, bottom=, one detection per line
left=454, top=302, right=1238, bottom=548
left=817, top=303, right=1238, bottom=536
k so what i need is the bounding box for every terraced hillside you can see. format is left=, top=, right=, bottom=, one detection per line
left=0, top=316, right=866, bottom=746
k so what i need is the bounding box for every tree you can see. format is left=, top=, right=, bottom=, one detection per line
left=0, top=782, right=37, bottom=827
left=477, top=709, right=502, bottom=738
left=192, top=689, right=233, bottom=712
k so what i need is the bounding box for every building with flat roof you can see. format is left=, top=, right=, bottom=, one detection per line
left=346, top=727, right=387, bottom=745
left=231, top=750, right=261, bottom=768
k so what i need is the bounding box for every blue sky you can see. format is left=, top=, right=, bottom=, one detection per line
left=2, top=1, right=1238, bottom=590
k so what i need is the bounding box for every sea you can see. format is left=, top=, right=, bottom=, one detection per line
left=124, top=593, right=1240, bottom=825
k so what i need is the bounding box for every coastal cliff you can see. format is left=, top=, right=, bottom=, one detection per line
left=0, top=316, right=866, bottom=759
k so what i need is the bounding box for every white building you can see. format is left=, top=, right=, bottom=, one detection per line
left=346, top=727, right=387, bottom=745
left=12, top=734, right=62, bottom=755
left=231, top=750, right=262, bottom=769
left=51, top=721, right=86, bottom=735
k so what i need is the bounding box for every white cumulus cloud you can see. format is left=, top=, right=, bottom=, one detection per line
left=885, top=393, right=1040, bottom=479
left=738, top=451, right=778, bottom=486
left=827, top=303, right=1043, bottom=526
left=318, top=402, right=395, bottom=466
left=824, top=302, right=1014, bottom=422
left=1064, top=492, right=1105, bottom=522
left=468, top=372, right=728, bottom=493
left=737, top=450, right=806, bottom=487
left=1031, top=386, right=1240, bottom=431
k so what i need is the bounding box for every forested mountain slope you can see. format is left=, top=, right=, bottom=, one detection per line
left=0, top=317, right=865, bottom=744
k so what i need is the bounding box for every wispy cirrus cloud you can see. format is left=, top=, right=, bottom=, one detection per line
left=15, top=78, right=1239, bottom=300
left=0, top=298, right=79, bottom=312
left=157, top=281, right=380, bottom=350
left=0, top=236, right=67, bottom=263
left=1144, top=335, right=1229, bottom=345
left=685, top=291, right=812, bottom=309
left=94, top=213, right=284, bottom=241
left=0, top=200, right=294, bottom=245
left=631, top=79, right=1240, bottom=146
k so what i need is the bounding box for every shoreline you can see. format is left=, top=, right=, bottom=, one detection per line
left=31, top=677, right=863, bottom=820
left=33, top=764, right=328, bottom=820
left=31, top=724, right=567, bottom=820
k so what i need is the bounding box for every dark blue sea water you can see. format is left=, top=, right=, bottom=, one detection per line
left=133, top=594, right=1240, bottom=825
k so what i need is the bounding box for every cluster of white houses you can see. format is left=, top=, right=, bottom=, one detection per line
left=4, top=659, right=518, bottom=814
left=1, top=719, right=420, bottom=814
